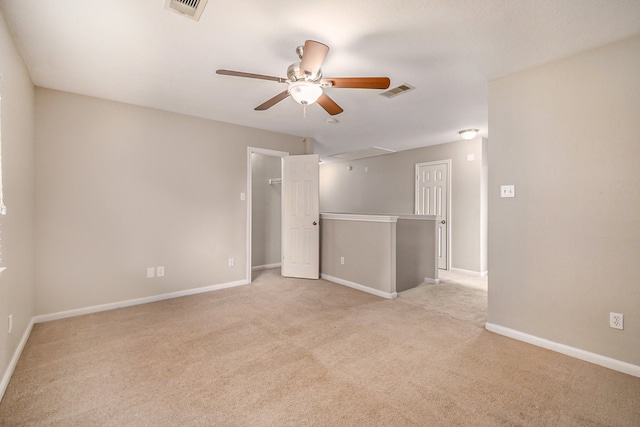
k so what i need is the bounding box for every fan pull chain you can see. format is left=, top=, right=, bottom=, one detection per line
left=302, top=104, right=308, bottom=143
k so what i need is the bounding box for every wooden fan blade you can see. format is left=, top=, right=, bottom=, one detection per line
left=316, top=93, right=344, bottom=116
left=255, top=90, right=290, bottom=111
left=216, top=69, right=287, bottom=83
left=299, top=40, right=329, bottom=78
left=322, top=77, right=391, bottom=89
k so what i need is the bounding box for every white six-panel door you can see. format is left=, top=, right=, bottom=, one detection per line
left=281, top=154, right=319, bottom=279
left=415, top=161, right=450, bottom=269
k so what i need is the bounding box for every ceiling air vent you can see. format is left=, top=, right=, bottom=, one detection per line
left=165, top=0, right=209, bottom=21
left=379, top=83, right=415, bottom=99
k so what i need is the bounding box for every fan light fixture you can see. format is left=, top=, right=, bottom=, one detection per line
left=289, top=81, right=323, bottom=105
left=459, top=129, right=479, bottom=140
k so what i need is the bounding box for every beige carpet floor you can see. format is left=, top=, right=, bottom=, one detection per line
left=1, top=269, right=639, bottom=426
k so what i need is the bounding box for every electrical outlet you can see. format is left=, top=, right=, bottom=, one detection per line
left=610, top=312, right=624, bottom=330
left=147, top=267, right=155, bottom=278
left=8, top=314, right=12, bottom=334
left=340, top=256, right=345, bottom=265
left=228, top=257, right=234, bottom=267
left=156, top=266, right=165, bottom=277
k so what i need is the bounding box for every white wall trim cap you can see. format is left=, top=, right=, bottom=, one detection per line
left=485, top=322, right=640, bottom=378
left=321, top=274, right=397, bottom=299
left=320, top=213, right=399, bottom=223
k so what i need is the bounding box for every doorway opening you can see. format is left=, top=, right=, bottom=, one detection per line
left=246, top=147, right=288, bottom=283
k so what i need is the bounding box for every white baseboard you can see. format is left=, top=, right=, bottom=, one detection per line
left=1, top=279, right=250, bottom=403
left=321, top=274, right=397, bottom=299
left=485, top=322, right=640, bottom=378
left=424, top=277, right=440, bottom=284
left=1, top=318, right=34, bottom=402
left=251, top=263, right=281, bottom=271
left=450, top=268, right=488, bottom=277
left=33, top=279, right=249, bottom=324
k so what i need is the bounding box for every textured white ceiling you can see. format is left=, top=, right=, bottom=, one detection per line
left=1, top=0, right=639, bottom=159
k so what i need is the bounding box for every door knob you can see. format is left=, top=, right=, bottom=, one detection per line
left=441, top=220, right=446, bottom=224
left=313, top=221, right=317, bottom=226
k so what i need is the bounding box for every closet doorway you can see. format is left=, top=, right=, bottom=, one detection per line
left=247, top=147, right=288, bottom=282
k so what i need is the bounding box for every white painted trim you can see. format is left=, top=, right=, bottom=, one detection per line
left=321, top=274, right=397, bottom=299
left=485, top=322, right=640, bottom=378
left=33, top=279, right=248, bottom=324
left=251, top=263, right=281, bottom=271
left=424, top=277, right=440, bottom=284
left=247, top=147, right=289, bottom=284
left=450, top=267, right=488, bottom=277
left=1, top=318, right=34, bottom=402
left=2, top=279, right=249, bottom=402
left=320, top=213, right=437, bottom=223
left=320, top=213, right=399, bottom=223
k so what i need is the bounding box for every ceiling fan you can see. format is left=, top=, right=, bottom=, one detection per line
left=216, top=40, right=391, bottom=116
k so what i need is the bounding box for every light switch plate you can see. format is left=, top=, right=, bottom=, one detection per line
left=501, top=185, right=515, bottom=198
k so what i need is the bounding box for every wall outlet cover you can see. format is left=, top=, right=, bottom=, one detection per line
left=609, top=312, right=624, bottom=330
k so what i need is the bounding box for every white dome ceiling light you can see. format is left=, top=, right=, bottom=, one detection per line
left=459, top=129, right=479, bottom=140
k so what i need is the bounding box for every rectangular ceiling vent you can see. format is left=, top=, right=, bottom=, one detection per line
left=332, top=147, right=396, bottom=161
left=165, top=0, right=209, bottom=21
left=379, top=83, right=415, bottom=99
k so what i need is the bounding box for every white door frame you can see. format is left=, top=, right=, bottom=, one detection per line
left=246, top=147, right=289, bottom=283
left=414, top=159, right=452, bottom=270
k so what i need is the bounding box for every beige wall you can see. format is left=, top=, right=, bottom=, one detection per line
left=488, top=35, right=640, bottom=366
left=320, top=215, right=437, bottom=295
left=34, top=88, right=306, bottom=315
left=321, top=218, right=395, bottom=294
left=251, top=153, right=281, bottom=268
left=320, top=138, right=486, bottom=274
left=0, top=11, right=35, bottom=393
left=396, top=218, right=437, bottom=292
